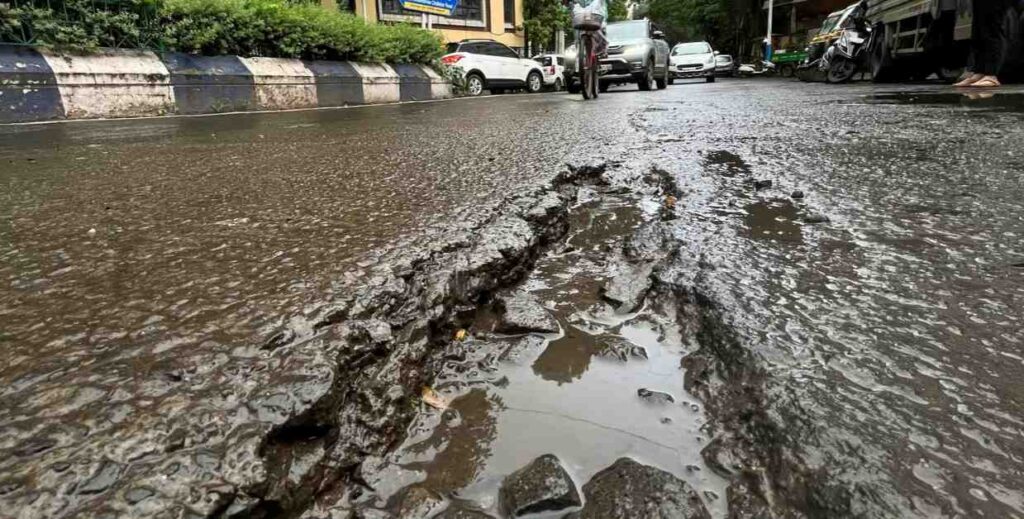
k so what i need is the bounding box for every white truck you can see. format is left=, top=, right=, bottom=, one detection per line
left=867, top=0, right=1023, bottom=81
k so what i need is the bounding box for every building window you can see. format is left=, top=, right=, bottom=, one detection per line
left=504, top=0, right=515, bottom=29
left=451, top=0, right=484, bottom=22
left=380, top=0, right=405, bottom=15
left=379, top=0, right=485, bottom=27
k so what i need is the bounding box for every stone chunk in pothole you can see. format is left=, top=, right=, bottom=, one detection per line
left=436, top=506, right=495, bottom=519
left=395, top=486, right=447, bottom=518
left=637, top=388, right=675, bottom=404
left=568, top=458, right=710, bottom=519
left=595, top=336, right=648, bottom=362
left=602, top=263, right=653, bottom=313
left=75, top=460, right=122, bottom=495
left=498, top=335, right=547, bottom=364
left=624, top=221, right=674, bottom=262
left=803, top=213, right=830, bottom=224
left=499, top=454, right=581, bottom=516
left=496, top=292, right=559, bottom=334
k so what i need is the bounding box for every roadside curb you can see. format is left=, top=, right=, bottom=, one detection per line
left=0, top=46, right=451, bottom=123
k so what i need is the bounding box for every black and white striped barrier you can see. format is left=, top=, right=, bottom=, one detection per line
left=0, top=46, right=451, bottom=124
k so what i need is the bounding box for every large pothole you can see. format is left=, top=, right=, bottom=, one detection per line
left=303, top=177, right=729, bottom=518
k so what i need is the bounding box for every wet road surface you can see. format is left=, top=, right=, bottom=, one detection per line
left=635, top=81, right=1024, bottom=516
left=2, top=80, right=1024, bottom=517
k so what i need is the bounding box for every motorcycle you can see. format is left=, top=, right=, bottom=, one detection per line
left=737, top=60, right=777, bottom=77
left=818, top=0, right=871, bottom=83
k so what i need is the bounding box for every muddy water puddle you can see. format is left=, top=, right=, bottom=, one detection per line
left=742, top=199, right=802, bottom=244
left=857, top=90, right=1024, bottom=112
left=357, top=189, right=727, bottom=517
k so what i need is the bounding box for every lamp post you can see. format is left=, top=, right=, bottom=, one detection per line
left=765, top=0, right=773, bottom=62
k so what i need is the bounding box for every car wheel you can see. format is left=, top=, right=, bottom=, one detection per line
left=638, top=59, right=654, bottom=91
left=668, top=77, right=675, bottom=85
left=466, top=73, right=484, bottom=96
left=554, top=78, right=564, bottom=91
left=599, top=81, right=609, bottom=93
left=706, top=76, right=716, bottom=83
left=656, top=61, right=668, bottom=89
left=526, top=72, right=543, bottom=93
left=567, top=79, right=581, bottom=94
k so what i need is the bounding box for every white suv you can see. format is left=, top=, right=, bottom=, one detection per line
left=533, top=54, right=567, bottom=90
left=442, top=40, right=546, bottom=96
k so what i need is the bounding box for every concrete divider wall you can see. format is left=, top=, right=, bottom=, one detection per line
left=0, top=46, right=452, bottom=124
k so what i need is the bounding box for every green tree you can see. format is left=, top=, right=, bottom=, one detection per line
left=646, top=0, right=761, bottom=57
left=608, top=0, right=628, bottom=22
left=523, top=0, right=569, bottom=53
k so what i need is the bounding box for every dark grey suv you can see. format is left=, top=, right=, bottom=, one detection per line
left=564, top=19, right=671, bottom=93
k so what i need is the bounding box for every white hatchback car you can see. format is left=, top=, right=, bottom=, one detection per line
left=442, top=39, right=546, bottom=96
left=532, top=54, right=567, bottom=91
left=670, top=41, right=717, bottom=83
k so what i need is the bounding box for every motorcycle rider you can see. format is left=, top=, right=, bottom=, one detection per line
left=569, top=0, right=609, bottom=56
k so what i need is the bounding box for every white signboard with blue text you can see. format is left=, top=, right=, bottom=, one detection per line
left=400, top=0, right=458, bottom=16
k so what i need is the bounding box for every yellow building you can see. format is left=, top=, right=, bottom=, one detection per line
left=324, top=0, right=525, bottom=51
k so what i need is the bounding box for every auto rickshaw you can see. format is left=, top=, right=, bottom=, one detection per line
left=796, top=3, right=859, bottom=81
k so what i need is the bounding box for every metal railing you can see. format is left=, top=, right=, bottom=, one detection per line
left=0, top=0, right=322, bottom=50
left=0, top=0, right=165, bottom=49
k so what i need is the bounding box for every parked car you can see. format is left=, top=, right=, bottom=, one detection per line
left=532, top=54, right=567, bottom=91
left=563, top=19, right=671, bottom=93
left=714, top=53, right=737, bottom=77
left=670, top=41, right=716, bottom=83
left=442, top=39, right=546, bottom=96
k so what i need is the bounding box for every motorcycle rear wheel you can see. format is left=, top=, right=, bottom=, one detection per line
left=579, top=34, right=599, bottom=100
left=826, top=59, right=858, bottom=83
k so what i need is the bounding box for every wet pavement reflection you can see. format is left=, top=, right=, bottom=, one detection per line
left=3, top=79, right=1024, bottom=517
left=861, top=90, right=1024, bottom=111
left=637, top=81, right=1024, bottom=516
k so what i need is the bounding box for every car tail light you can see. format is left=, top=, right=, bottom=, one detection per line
left=548, top=66, right=555, bottom=75
left=441, top=54, right=464, bottom=65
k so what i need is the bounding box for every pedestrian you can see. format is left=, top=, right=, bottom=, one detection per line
left=955, top=0, right=1018, bottom=87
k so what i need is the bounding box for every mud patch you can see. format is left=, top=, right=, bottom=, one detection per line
left=702, top=151, right=751, bottom=177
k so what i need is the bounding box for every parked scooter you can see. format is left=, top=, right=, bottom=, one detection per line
left=737, top=60, right=777, bottom=77
left=818, top=0, right=871, bottom=83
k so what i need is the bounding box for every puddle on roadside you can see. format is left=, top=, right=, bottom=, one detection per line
left=858, top=91, right=1024, bottom=112
left=358, top=191, right=728, bottom=518
left=743, top=199, right=803, bottom=244
left=702, top=150, right=752, bottom=177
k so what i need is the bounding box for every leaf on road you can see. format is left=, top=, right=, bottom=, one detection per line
left=454, top=329, right=468, bottom=341
left=421, top=386, right=448, bottom=410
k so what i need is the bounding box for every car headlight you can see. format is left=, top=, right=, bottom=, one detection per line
left=625, top=44, right=647, bottom=55
left=706, top=56, right=715, bottom=65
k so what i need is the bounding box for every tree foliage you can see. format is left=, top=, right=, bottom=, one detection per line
left=607, top=0, right=627, bottom=22
left=0, top=0, right=444, bottom=63
left=522, top=0, right=569, bottom=53
left=646, top=0, right=761, bottom=57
